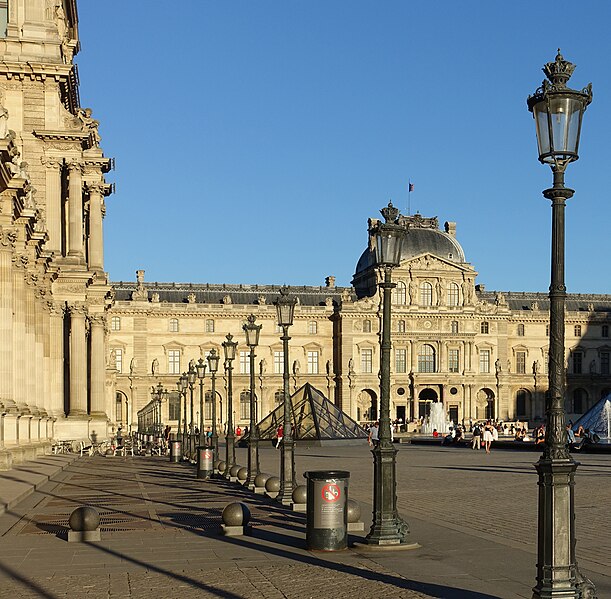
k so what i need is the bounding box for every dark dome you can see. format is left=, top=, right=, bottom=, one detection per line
left=355, top=220, right=466, bottom=276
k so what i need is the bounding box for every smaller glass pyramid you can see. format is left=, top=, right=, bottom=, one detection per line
left=257, top=383, right=368, bottom=442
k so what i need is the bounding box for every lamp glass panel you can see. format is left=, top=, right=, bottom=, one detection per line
left=223, top=341, right=237, bottom=361
left=276, top=301, right=295, bottom=327
left=196, top=359, right=206, bottom=379
left=375, top=227, right=402, bottom=266
left=533, top=101, right=551, bottom=158
left=187, top=369, right=196, bottom=384
left=207, top=351, right=220, bottom=373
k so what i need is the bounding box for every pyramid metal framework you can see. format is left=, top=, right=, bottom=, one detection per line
left=257, top=383, right=368, bottom=443
left=572, top=395, right=611, bottom=439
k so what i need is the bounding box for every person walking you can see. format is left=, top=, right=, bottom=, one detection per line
left=471, top=423, right=481, bottom=450
left=275, top=424, right=283, bottom=449
left=483, top=420, right=494, bottom=454
left=368, top=421, right=379, bottom=448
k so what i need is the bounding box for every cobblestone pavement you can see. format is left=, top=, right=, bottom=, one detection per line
left=0, top=443, right=609, bottom=599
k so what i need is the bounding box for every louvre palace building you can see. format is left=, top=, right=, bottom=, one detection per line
left=2, top=1, right=611, bottom=468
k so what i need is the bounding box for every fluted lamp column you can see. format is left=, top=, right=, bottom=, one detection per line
left=222, top=334, right=238, bottom=477
left=527, top=50, right=596, bottom=599
left=187, top=365, right=197, bottom=460
left=196, top=358, right=207, bottom=448
left=243, top=314, right=262, bottom=489
left=366, top=202, right=411, bottom=546
left=180, top=372, right=188, bottom=452
left=207, top=348, right=220, bottom=456
left=275, top=287, right=297, bottom=505
left=175, top=379, right=183, bottom=445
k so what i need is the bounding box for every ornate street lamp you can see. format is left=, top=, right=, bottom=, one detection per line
left=187, top=365, right=197, bottom=460
left=196, top=358, right=207, bottom=448
left=179, top=372, right=188, bottom=450
left=366, top=202, right=410, bottom=546
left=243, top=314, right=262, bottom=489
left=222, top=334, right=238, bottom=477
left=175, top=379, right=183, bottom=444
left=275, top=287, right=297, bottom=505
left=527, top=50, right=596, bottom=599
left=207, top=348, right=220, bottom=455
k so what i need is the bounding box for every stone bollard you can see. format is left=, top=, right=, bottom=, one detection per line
left=68, top=506, right=101, bottom=542
left=347, top=499, right=364, bottom=532
left=292, top=484, right=307, bottom=512
left=221, top=502, right=251, bottom=536
left=217, top=461, right=227, bottom=477
left=264, top=476, right=280, bottom=499
left=254, top=472, right=270, bottom=494
left=237, top=467, right=248, bottom=484
left=229, top=464, right=241, bottom=482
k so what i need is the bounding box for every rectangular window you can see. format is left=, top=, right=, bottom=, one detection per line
left=601, top=352, right=610, bottom=375
left=169, top=394, right=181, bottom=420
left=168, top=350, right=181, bottom=374
left=274, top=350, right=284, bottom=374
left=448, top=349, right=459, bottom=373
left=572, top=351, right=583, bottom=374
left=395, top=349, right=406, bottom=373
left=574, top=325, right=582, bottom=337
left=239, top=351, right=250, bottom=374
left=308, top=321, right=318, bottom=334
left=603, top=325, right=609, bottom=338
left=111, top=316, right=121, bottom=331
left=169, top=318, right=179, bottom=332
left=361, top=349, right=373, bottom=373
left=114, top=348, right=123, bottom=373
left=206, top=319, right=215, bottom=333
left=0, top=3, right=8, bottom=37
left=480, top=321, right=489, bottom=334
left=516, top=351, right=526, bottom=374
left=479, top=349, right=490, bottom=373
left=307, top=351, right=319, bottom=374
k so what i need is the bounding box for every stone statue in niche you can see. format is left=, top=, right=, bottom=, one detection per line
left=76, top=107, right=101, bottom=146
left=0, top=103, right=9, bottom=139
left=152, top=358, right=159, bottom=375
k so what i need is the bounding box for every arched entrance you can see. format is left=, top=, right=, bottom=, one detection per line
left=418, top=388, right=439, bottom=420
left=357, top=389, right=377, bottom=422
left=515, top=389, right=531, bottom=420
left=476, top=388, right=495, bottom=420
left=115, top=391, right=129, bottom=426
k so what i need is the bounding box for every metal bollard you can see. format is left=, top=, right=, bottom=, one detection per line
left=196, top=446, right=214, bottom=479
left=169, top=440, right=182, bottom=463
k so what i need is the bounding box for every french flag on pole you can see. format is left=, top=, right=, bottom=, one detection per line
left=408, top=182, right=414, bottom=192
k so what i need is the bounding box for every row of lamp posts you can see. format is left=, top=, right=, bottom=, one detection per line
left=146, top=57, right=597, bottom=591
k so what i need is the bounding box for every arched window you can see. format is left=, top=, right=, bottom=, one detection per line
left=516, top=389, right=528, bottom=418
left=447, top=282, right=460, bottom=307
left=239, top=391, right=250, bottom=420
left=363, top=319, right=372, bottom=333
left=205, top=319, right=215, bottom=333
left=451, top=321, right=458, bottom=334
left=572, top=388, right=587, bottom=414
left=308, top=321, right=318, bottom=334
left=420, top=282, right=433, bottom=307
left=517, top=323, right=525, bottom=336
left=480, top=321, right=489, bottom=334
left=418, top=344, right=436, bottom=373
left=397, top=320, right=406, bottom=333
left=169, top=318, right=179, bottom=332
left=392, top=281, right=407, bottom=305
left=274, top=390, right=285, bottom=406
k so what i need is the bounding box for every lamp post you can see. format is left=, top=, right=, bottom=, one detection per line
left=207, top=348, right=220, bottom=455
left=243, top=314, right=262, bottom=489
left=175, top=379, right=183, bottom=444
left=275, top=287, right=297, bottom=505
left=187, top=365, right=197, bottom=460
left=180, top=372, right=188, bottom=451
left=527, top=50, right=596, bottom=599
left=196, top=358, right=206, bottom=448
left=222, top=334, right=238, bottom=477
left=366, top=202, right=410, bottom=546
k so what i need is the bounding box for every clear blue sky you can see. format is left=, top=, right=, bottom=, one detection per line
left=76, top=1, right=611, bottom=293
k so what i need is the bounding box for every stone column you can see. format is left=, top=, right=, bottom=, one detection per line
left=48, top=301, right=65, bottom=418
left=41, top=157, right=62, bottom=255
left=24, top=273, right=37, bottom=413
left=67, top=302, right=88, bottom=417
left=0, top=227, right=16, bottom=411
left=86, top=183, right=105, bottom=272
left=66, top=160, right=84, bottom=259
left=12, top=254, right=28, bottom=411
left=89, top=313, right=108, bottom=418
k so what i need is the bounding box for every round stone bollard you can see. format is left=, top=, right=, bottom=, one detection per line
left=254, top=473, right=270, bottom=491
left=229, top=464, right=241, bottom=478
left=347, top=499, right=361, bottom=523
left=68, top=506, right=101, bottom=543
left=237, top=467, right=248, bottom=482
left=292, top=485, right=307, bottom=504
left=217, top=460, right=227, bottom=474
left=221, top=502, right=251, bottom=536
left=265, top=476, right=280, bottom=498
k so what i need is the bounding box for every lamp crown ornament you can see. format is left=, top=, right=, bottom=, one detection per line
left=380, top=201, right=399, bottom=224
left=543, top=49, right=575, bottom=87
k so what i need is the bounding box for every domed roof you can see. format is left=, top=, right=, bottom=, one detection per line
left=354, top=214, right=466, bottom=276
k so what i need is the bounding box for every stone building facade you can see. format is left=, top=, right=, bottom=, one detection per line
left=0, top=1, right=114, bottom=468
left=109, top=213, right=611, bottom=436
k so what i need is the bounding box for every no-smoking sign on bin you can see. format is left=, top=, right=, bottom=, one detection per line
left=305, top=471, right=350, bottom=551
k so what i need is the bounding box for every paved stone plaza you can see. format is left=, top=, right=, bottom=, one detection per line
left=0, top=443, right=609, bottom=599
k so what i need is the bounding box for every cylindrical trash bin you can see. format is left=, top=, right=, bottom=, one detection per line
left=196, top=446, right=214, bottom=479
left=304, top=470, right=350, bottom=551
left=169, top=440, right=182, bottom=463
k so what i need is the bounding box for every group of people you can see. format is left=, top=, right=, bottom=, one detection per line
left=470, top=420, right=498, bottom=453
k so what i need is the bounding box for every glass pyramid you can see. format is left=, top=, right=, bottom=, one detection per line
left=257, top=382, right=368, bottom=442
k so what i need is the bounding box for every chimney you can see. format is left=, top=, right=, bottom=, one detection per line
left=325, top=276, right=336, bottom=288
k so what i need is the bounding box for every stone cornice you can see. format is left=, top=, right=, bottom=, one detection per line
left=33, top=130, right=88, bottom=142
left=0, top=62, right=72, bottom=81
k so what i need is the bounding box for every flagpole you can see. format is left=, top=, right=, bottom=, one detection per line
left=408, top=179, right=411, bottom=215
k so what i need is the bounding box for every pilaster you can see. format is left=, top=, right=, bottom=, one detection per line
left=67, top=301, right=88, bottom=416
left=89, top=312, right=108, bottom=418
left=66, top=159, right=84, bottom=260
